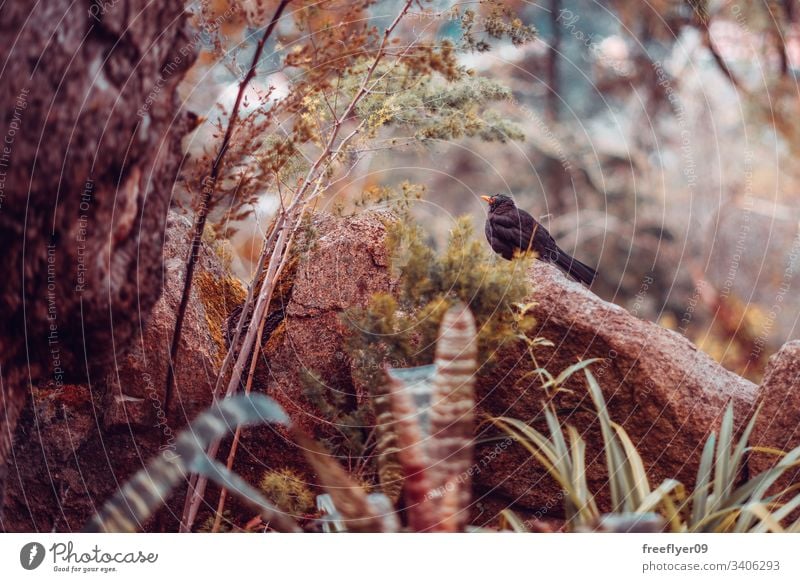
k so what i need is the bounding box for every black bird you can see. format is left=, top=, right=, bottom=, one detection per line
left=481, top=194, right=597, bottom=285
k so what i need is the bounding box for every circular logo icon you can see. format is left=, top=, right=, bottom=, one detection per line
left=20, top=542, right=46, bottom=570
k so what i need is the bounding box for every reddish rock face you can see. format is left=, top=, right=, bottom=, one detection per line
left=750, top=341, right=800, bottom=493
left=474, top=262, right=758, bottom=521
left=233, top=212, right=396, bottom=512
left=258, top=211, right=395, bottom=427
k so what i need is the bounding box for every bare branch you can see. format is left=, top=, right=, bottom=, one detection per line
left=164, top=0, right=292, bottom=419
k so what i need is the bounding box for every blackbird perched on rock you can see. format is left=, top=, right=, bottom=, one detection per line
left=481, top=194, right=597, bottom=285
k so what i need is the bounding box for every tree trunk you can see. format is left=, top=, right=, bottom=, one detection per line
left=0, top=1, right=195, bottom=509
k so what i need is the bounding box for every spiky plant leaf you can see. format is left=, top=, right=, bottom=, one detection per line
left=612, top=422, right=653, bottom=508
left=292, top=428, right=386, bottom=533
left=691, top=432, right=716, bottom=525
left=584, top=369, right=629, bottom=512
left=84, top=395, right=297, bottom=533
left=710, top=404, right=735, bottom=515
left=492, top=411, right=599, bottom=529
left=385, top=366, right=440, bottom=531
left=427, top=302, right=478, bottom=530
left=540, top=358, right=601, bottom=393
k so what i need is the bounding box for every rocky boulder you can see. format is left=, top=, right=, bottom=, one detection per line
left=474, top=262, right=758, bottom=522
left=231, top=212, right=394, bottom=507
left=751, top=341, right=800, bottom=491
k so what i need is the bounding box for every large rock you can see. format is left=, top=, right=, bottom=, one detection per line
left=259, top=211, right=394, bottom=424
left=231, top=212, right=394, bottom=505
left=2, top=213, right=243, bottom=531
left=750, top=341, right=800, bottom=489
left=474, top=262, right=758, bottom=521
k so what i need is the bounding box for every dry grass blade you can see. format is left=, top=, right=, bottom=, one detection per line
left=744, top=502, right=785, bottom=533
left=291, top=428, right=384, bottom=533
left=750, top=493, right=800, bottom=533
left=732, top=447, right=800, bottom=532
left=498, top=509, right=529, bottom=532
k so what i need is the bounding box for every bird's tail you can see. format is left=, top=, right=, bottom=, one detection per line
left=554, top=248, right=597, bottom=286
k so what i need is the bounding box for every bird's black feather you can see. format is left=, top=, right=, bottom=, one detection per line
left=483, top=195, right=596, bottom=285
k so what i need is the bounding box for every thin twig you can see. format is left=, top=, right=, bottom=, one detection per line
left=180, top=213, right=299, bottom=531
left=702, top=26, right=745, bottom=93
left=163, top=0, right=292, bottom=417
left=210, top=301, right=270, bottom=532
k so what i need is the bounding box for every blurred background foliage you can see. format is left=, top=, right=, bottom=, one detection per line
left=180, top=0, right=800, bottom=382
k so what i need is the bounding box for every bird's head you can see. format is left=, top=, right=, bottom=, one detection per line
left=480, top=194, right=515, bottom=213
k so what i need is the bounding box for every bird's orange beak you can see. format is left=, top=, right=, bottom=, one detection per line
left=480, top=195, right=493, bottom=204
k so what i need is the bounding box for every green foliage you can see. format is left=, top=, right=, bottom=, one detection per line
left=259, top=469, right=316, bottom=516
left=356, top=69, right=524, bottom=143
left=301, top=369, right=372, bottom=469
left=459, top=3, right=538, bottom=52
left=346, top=214, right=535, bottom=386
left=197, top=510, right=239, bottom=533
left=351, top=181, right=426, bottom=214
left=494, top=368, right=800, bottom=533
